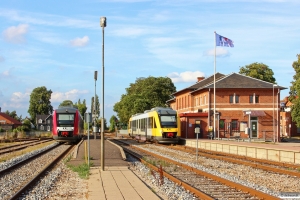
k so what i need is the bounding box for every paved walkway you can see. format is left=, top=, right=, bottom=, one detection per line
left=69, top=136, right=161, bottom=200
left=88, top=166, right=160, bottom=200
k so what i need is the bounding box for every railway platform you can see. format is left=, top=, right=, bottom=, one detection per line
left=68, top=135, right=161, bottom=200
left=183, top=137, right=300, bottom=164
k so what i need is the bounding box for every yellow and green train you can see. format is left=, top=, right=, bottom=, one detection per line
left=128, top=107, right=181, bottom=144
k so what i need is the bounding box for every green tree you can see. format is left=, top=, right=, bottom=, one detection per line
left=74, top=99, right=87, bottom=117
left=59, top=100, right=74, bottom=107
left=22, top=118, right=32, bottom=131
left=91, top=95, right=100, bottom=128
left=289, top=54, right=300, bottom=127
left=96, top=118, right=107, bottom=131
left=113, top=76, right=176, bottom=124
left=109, top=115, right=118, bottom=132
left=28, top=86, right=53, bottom=125
left=4, top=110, right=22, bottom=121
left=239, top=62, right=276, bottom=83
left=91, top=95, right=100, bottom=117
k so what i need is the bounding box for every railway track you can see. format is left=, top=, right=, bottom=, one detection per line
left=0, top=142, right=74, bottom=200
left=112, top=139, right=280, bottom=200
left=0, top=138, right=53, bottom=155
left=165, top=144, right=300, bottom=178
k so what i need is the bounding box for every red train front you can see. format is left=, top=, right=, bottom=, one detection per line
left=52, top=106, right=83, bottom=143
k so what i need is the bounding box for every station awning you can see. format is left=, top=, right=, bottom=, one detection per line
left=243, top=110, right=266, bottom=117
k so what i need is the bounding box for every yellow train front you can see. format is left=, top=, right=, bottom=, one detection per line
left=128, top=107, right=181, bottom=144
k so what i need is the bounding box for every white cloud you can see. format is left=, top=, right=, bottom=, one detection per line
left=3, top=24, right=29, bottom=44
left=11, top=92, right=30, bottom=103
left=204, top=48, right=230, bottom=57
left=0, top=68, right=14, bottom=79
left=168, top=71, right=205, bottom=83
left=51, top=89, right=89, bottom=103
left=70, top=36, right=89, bottom=47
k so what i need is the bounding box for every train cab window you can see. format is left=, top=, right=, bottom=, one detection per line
left=160, top=115, right=177, bottom=128
left=57, top=114, right=75, bottom=126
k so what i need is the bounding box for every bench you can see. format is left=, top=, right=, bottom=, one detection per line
left=207, top=134, right=214, bottom=139
left=230, top=133, right=241, bottom=140
left=230, top=136, right=240, bottom=139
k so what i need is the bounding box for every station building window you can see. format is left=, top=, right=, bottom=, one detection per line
left=230, top=94, right=239, bottom=103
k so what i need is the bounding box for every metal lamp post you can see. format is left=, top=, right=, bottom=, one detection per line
left=100, top=16, right=106, bottom=171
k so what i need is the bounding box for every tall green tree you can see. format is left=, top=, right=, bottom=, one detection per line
left=75, top=99, right=87, bottom=117
left=113, top=76, right=176, bottom=124
left=289, top=54, right=300, bottom=127
left=28, top=86, right=53, bottom=124
left=91, top=95, right=100, bottom=128
left=239, top=62, right=276, bottom=83
left=59, top=100, right=74, bottom=107
left=91, top=95, right=100, bottom=117
left=109, top=115, right=118, bottom=132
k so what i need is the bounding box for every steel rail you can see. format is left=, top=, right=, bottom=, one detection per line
left=122, top=147, right=214, bottom=200
left=167, top=145, right=300, bottom=178
left=9, top=144, right=75, bottom=200
left=131, top=145, right=280, bottom=200
left=0, top=139, right=53, bottom=155
left=0, top=143, right=60, bottom=174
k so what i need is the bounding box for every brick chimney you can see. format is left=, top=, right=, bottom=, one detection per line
left=197, top=77, right=205, bottom=82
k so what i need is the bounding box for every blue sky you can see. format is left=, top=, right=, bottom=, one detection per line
left=0, top=0, right=299, bottom=122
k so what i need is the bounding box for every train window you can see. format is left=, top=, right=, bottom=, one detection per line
left=160, top=115, right=177, bottom=128
left=148, top=117, right=153, bottom=128
left=141, top=118, right=146, bottom=131
left=154, top=118, right=157, bottom=128
left=57, top=114, right=75, bottom=126
left=132, top=120, right=136, bottom=131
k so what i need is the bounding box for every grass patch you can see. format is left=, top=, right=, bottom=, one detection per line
left=66, top=163, right=91, bottom=179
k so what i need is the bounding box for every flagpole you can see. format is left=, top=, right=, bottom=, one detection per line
left=214, top=31, right=216, bottom=140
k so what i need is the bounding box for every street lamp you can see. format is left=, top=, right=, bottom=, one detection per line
left=100, top=16, right=106, bottom=171
left=273, top=84, right=277, bottom=143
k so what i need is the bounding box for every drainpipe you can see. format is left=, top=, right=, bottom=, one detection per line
left=186, top=116, right=188, bottom=139
left=208, top=88, right=211, bottom=128
left=277, top=88, right=279, bottom=142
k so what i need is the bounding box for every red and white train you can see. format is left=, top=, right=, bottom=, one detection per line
left=52, top=106, right=84, bottom=143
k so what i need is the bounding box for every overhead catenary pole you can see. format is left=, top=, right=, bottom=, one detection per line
left=100, top=16, right=106, bottom=171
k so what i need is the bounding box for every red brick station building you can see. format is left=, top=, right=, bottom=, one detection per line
left=167, top=72, right=297, bottom=142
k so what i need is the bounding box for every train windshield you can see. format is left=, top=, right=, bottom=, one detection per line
left=160, top=115, right=177, bottom=128
left=57, top=114, right=75, bottom=127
